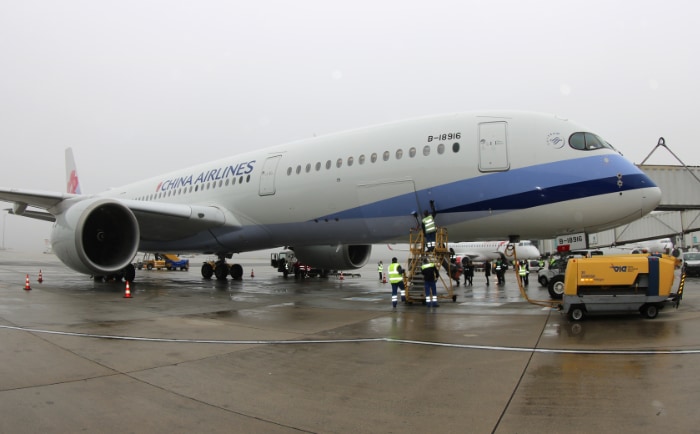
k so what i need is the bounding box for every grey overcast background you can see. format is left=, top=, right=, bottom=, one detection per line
left=1, top=0, right=698, bottom=252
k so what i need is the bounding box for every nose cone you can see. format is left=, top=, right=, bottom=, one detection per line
left=641, top=184, right=662, bottom=215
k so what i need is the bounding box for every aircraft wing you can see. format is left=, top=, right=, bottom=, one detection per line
left=0, top=188, right=74, bottom=222
left=0, top=188, right=241, bottom=241
left=0, top=188, right=73, bottom=211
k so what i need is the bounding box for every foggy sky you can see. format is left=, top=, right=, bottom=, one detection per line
left=1, top=0, right=698, bottom=252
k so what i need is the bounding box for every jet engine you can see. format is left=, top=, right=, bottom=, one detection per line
left=293, top=244, right=371, bottom=270
left=50, top=198, right=140, bottom=276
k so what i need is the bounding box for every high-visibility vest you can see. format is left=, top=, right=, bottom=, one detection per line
left=421, top=262, right=437, bottom=280
left=422, top=215, right=436, bottom=233
left=519, top=264, right=528, bottom=276
left=388, top=263, right=403, bottom=283
left=378, top=263, right=383, bottom=272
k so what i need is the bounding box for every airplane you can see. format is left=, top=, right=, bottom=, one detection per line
left=596, top=238, right=674, bottom=255
left=387, top=240, right=541, bottom=262
left=0, top=110, right=662, bottom=282
left=450, top=240, right=540, bottom=262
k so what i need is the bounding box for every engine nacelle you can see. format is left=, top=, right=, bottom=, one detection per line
left=292, top=245, right=371, bottom=270
left=51, top=198, right=140, bottom=276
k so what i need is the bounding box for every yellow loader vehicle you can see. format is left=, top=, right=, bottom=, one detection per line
left=561, top=254, right=683, bottom=321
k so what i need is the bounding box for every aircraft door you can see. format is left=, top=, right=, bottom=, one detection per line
left=357, top=179, right=420, bottom=237
left=478, top=121, right=510, bottom=172
left=259, top=155, right=282, bottom=196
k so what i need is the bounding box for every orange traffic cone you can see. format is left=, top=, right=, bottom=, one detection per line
left=382, top=275, right=387, bottom=284
left=250, top=269, right=255, bottom=278
left=24, top=274, right=31, bottom=291
left=124, top=281, right=132, bottom=298
left=339, top=271, right=344, bottom=280
left=38, top=270, right=43, bottom=284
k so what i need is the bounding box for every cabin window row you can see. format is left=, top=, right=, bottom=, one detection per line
left=285, top=142, right=460, bottom=176
left=134, top=175, right=253, bottom=201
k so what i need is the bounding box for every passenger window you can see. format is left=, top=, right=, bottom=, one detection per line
left=315, top=162, right=321, bottom=171
left=326, top=160, right=331, bottom=169
left=383, top=151, right=390, bottom=161
left=371, top=153, right=377, bottom=163
left=296, top=165, right=301, bottom=174
left=395, top=149, right=403, bottom=160
left=305, top=163, right=311, bottom=173
left=336, top=158, right=343, bottom=168
left=452, top=142, right=460, bottom=153
left=437, top=144, right=445, bottom=154
left=423, top=145, right=430, bottom=156
left=347, top=156, right=354, bottom=166
left=359, top=154, right=365, bottom=165
left=409, top=147, right=416, bottom=158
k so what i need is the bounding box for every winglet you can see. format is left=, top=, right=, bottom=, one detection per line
left=65, top=148, right=81, bottom=194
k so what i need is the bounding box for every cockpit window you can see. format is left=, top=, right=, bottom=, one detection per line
left=569, top=132, right=615, bottom=151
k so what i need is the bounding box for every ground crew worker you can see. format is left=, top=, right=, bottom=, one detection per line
left=464, top=259, right=474, bottom=286
left=518, top=260, right=529, bottom=286
left=422, top=211, right=436, bottom=251
left=378, top=261, right=384, bottom=282
left=495, top=259, right=504, bottom=284
left=484, top=260, right=491, bottom=285
left=421, top=200, right=437, bottom=251
left=421, top=257, right=440, bottom=307
left=388, top=257, right=405, bottom=308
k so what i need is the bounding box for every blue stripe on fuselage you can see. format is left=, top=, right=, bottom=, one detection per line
left=313, top=154, right=656, bottom=221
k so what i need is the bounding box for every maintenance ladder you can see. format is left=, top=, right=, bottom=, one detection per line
left=403, top=227, right=457, bottom=304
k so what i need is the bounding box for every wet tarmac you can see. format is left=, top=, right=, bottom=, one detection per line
left=1, top=250, right=699, bottom=433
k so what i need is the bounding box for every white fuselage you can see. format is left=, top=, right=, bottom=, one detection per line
left=95, top=111, right=660, bottom=254
left=451, top=240, right=541, bottom=262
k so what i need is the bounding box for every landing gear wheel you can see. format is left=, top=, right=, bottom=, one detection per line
left=230, top=264, right=243, bottom=280
left=201, top=263, right=214, bottom=279
left=214, top=263, right=229, bottom=280
left=641, top=304, right=659, bottom=319
left=548, top=275, right=565, bottom=300
left=123, top=264, right=136, bottom=282
left=147, top=263, right=153, bottom=270
left=568, top=306, right=585, bottom=321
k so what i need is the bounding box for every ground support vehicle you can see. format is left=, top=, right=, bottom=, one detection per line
left=137, top=253, right=189, bottom=271
left=270, top=250, right=328, bottom=279
left=538, top=258, right=565, bottom=288
left=161, top=254, right=189, bottom=270
left=561, top=254, right=683, bottom=321
left=137, top=253, right=166, bottom=270
left=680, top=251, right=700, bottom=277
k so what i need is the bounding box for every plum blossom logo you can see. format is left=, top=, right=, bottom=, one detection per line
left=547, top=133, right=565, bottom=149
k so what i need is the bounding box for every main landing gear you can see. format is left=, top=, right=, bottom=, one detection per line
left=201, top=254, right=243, bottom=281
